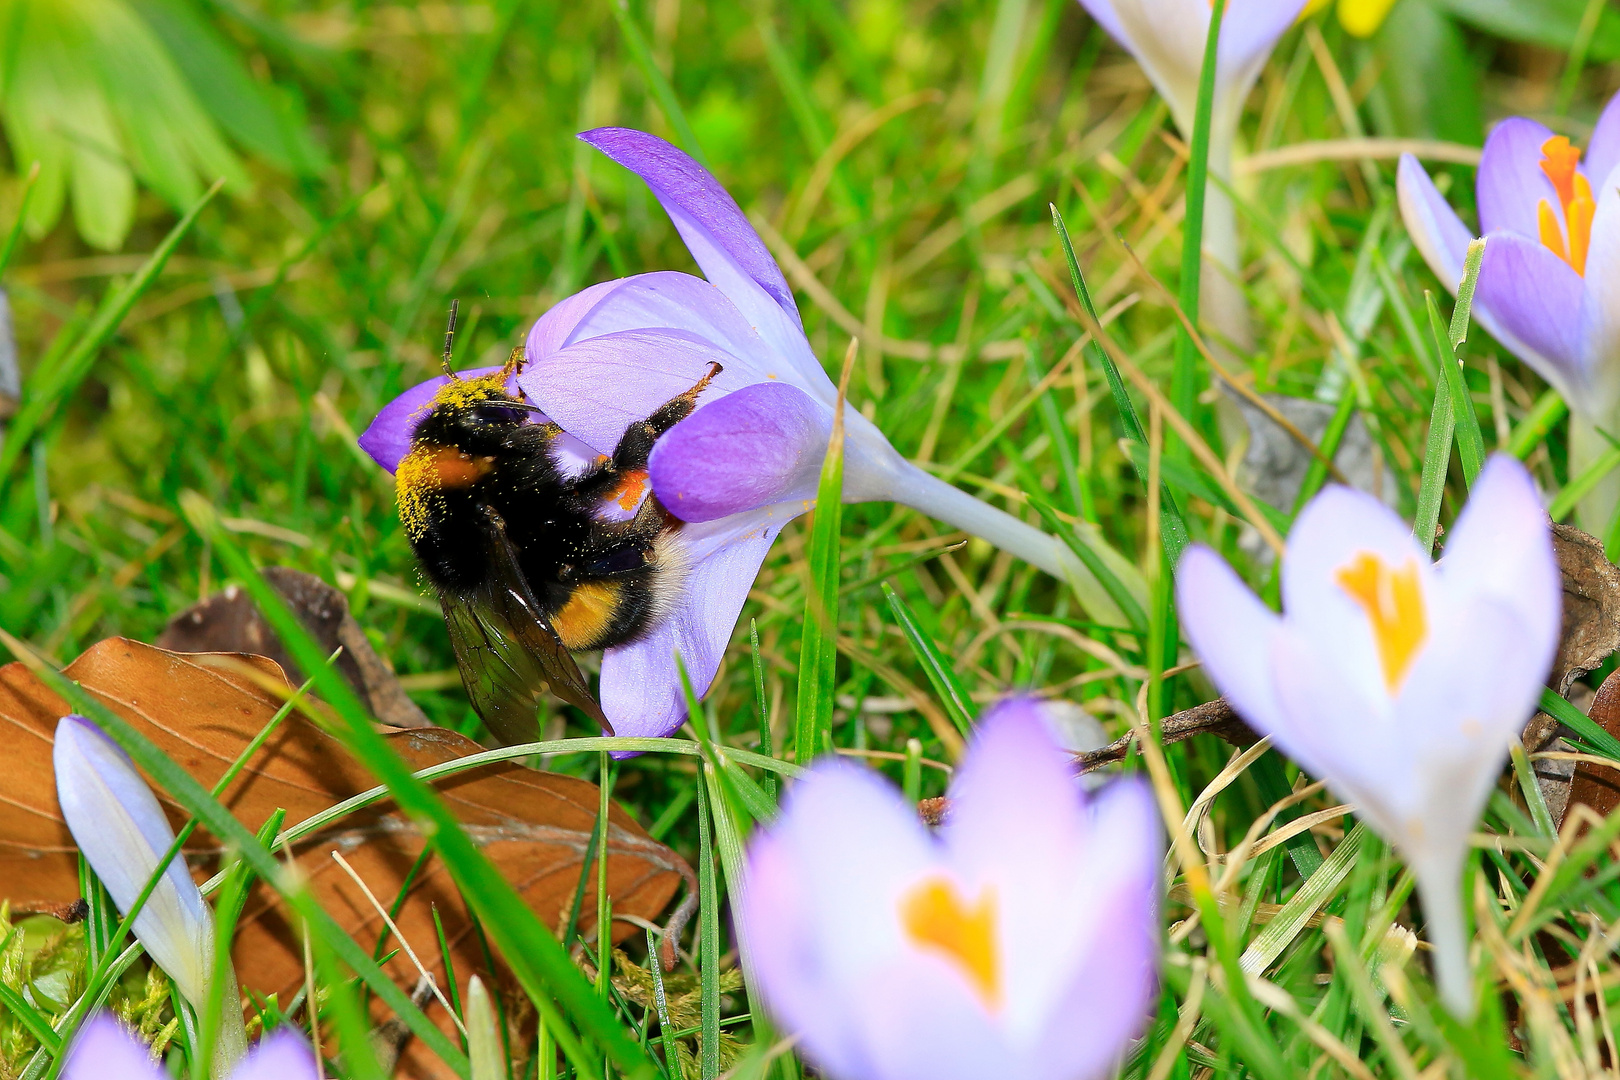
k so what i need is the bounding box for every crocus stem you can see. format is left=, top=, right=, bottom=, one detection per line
left=1200, top=173, right=1253, bottom=354
left=1569, top=410, right=1620, bottom=538
left=1415, top=856, right=1474, bottom=1019
left=881, top=460, right=1140, bottom=624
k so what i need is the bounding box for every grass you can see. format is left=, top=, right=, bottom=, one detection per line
left=2, top=0, right=1619, bottom=1077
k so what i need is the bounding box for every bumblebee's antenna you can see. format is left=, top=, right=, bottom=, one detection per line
left=441, top=299, right=460, bottom=378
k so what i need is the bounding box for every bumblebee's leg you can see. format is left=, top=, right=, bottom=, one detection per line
left=612, top=362, right=723, bottom=468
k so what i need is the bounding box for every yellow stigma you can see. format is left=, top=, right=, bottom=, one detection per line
left=899, top=877, right=1000, bottom=1009
left=1334, top=552, right=1428, bottom=692
left=1537, top=136, right=1596, bottom=276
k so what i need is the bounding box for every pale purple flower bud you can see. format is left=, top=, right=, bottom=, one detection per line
left=53, top=716, right=248, bottom=1071
left=740, top=698, right=1162, bottom=1080
left=1176, top=455, right=1561, bottom=1016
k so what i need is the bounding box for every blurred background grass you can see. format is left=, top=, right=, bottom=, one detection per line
left=2, top=5, right=1620, bottom=1068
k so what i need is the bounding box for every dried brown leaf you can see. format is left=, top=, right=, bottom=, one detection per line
left=0, top=638, right=691, bottom=1028
left=156, top=567, right=430, bottom=729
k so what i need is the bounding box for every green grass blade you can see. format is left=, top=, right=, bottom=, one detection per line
left=750, top=621, right=777, bottom=802
left=1413, top=370, right=1455, bottom=555
left=1539, top=688, right=1620, bottom=761
left=795, top=357, right=849, bottom=763
left=1430, top=239, right=1487, bottom=488
left=1170, top=0, right=1227, bottom=425
left=1028, top=498, right=1148, bottom=632
left=646, top=928, right=684, bottom=1080
left=1507, top=390, right=1568, bottom=459
left=694, top=773, right=721, bottom=1080
left=0, top=179, right=223, bottom=485
left=1051, top=206, right=1190, bottom=561
left=0, top=161, right=40, bottom=279
left=881, top=583, right=975, bottom=738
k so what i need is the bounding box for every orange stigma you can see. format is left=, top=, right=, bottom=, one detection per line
left=1335, top=552, right=1428, bottom=693
left=900, top=877, right=1001, bottom=1009
left=1538, top=136, right=1596, bottom=276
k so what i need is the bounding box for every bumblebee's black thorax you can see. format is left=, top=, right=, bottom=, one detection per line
left=396, top=378, right=678, bottom=652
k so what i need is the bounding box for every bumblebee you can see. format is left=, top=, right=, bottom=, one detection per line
left=395, top=303, right=719, bottom=743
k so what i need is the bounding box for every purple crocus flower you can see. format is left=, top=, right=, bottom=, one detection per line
left=1399, top=92, right=1620, bottom=528
left=1176, top=455, right=1560, bottom=1016
left=60, top=1013, right=316, bottom=1080
left=739, top=697, right=1161, bottom=1080
left=360, top=130, right=1140, bottom=741
left=1073, top=0, right=1311, bottom=345
left=53, top=715, right=248, bottom=1069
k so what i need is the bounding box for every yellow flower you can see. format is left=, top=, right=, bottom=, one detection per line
left=1300, top=0, right=1401, bottom=38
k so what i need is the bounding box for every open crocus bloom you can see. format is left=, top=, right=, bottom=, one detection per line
left=1177, top=455, right=1560, bottom=1016
left=1399, top=92, right=1620, bottom=528
left=740, top=698, right=1161, bottom=1080
left=61, top=1013, right=316, bottom=1080
left=53, top=716, right=249, bottom=1071
left=1074, top=0, right=1310, bottom=345
left=361, top=128, right=1139, bottom=741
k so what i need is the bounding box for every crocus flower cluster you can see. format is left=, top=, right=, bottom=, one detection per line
left=1178, top=455, right=1560, bottom=1015
left=740, top=698, right=1162, bottom=1080
left=60, top=1013, right=315, bottom=1080
left=1399, top=91, right=1620, bottom=529
left=53, top=715, right=248, bottom=1072
left=362, top=129, right=1140, bottom=741
left=1073, top=0, right=1311, bottom=346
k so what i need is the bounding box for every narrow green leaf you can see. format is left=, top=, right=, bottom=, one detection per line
left=1413, top=372, right=1455, bottom=555
left=694, top=775, right=721, bottom=1080
left=1539, top=687, right=1620, bottom=762
left=795, top=356, right=848, bottom=763
left=1548, top=440, right=1620, bottom=520
left=881, top=583, right=974, bottom=738
left=1507, top=389, right=1568, bottom=459
left=1051, top=206, right=1190, bottom=561
left=1241, top=823, right=1368, bottom=975
left=1029, top=497, right=1149, bottom=632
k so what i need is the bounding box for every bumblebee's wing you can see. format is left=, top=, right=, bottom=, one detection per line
left=440, top=508, right=608, bottom=744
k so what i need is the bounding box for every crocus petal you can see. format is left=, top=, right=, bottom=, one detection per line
left=1073, top=0, right=1129, bottom=45
left=1175, top=546, right=1290, bottom=737
left=1437, top=454, right=1561, bottom=651
left=1036, top=779, right=1160, bottom=1080
left=1087, top=0, right=1307, bottom=140
left=53, top=716, right=213, bottom=1007
left=1216, top=0, right=1313, bottom=75
left=648, top=382, right=830, bottom=522
left=1397, top=154, right=1474, bottom=294
left=1475, top=232, right=1589, bottom=401
left=599, top=510, right=790, bottom=740
left=525, top=279, right=624, bottom=360
left=357, top=366, right=501, bottom=473
left=579, top=129, right=828, bottom=393
left=1579, top=175, right=1620, bottom=412
left=579, top=129, right=798, bottom=325
left=546, top=272, right=832, bottom=401
left=230, top=1030, right=320, bottom=1080
left=61, top=1015, right=165, bottom=1080
left=1586, top=90, right=1620, bottom=190
left=744, top=762, right=940, bottom=1080
left=1477, top=117, right=1561, bottom=239
left=519, top=328, right=761, bottom=456
left=1281, top=483, right=1433, bottom=702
